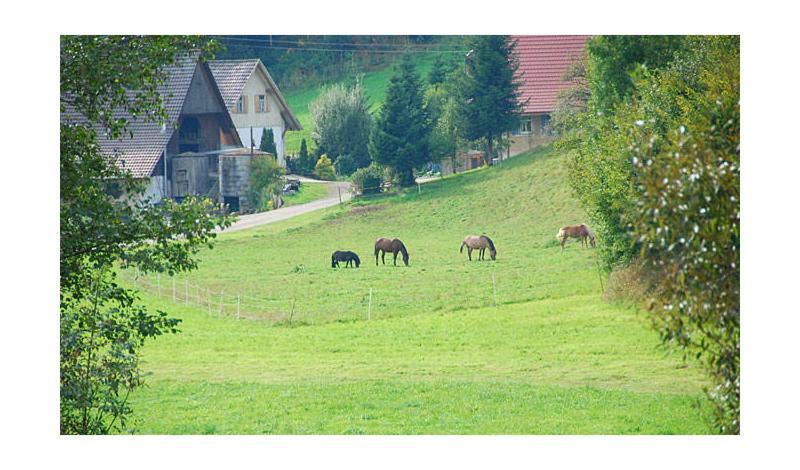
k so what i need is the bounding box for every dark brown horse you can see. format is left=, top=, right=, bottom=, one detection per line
left=374, top=237, right=409, bottom=266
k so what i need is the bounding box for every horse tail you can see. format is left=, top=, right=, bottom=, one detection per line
left=374, top=242, right=379, bottom=257
left=556, top=228, right=565, bottom=240
left=460, top=241, right=466, bottom=253
left=483, top=236, right=495, bottom=252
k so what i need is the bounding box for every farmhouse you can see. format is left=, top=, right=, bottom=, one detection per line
left=509, top=35, right=589, bottom=155
left=208, top=59, right=302, bottom=167
left=62, top=53, right=249, bottom=204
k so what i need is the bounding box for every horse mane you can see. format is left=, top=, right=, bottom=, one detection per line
left=393, top=238, right=408, bottom=256
left=481, top=235, right=495, bottom=251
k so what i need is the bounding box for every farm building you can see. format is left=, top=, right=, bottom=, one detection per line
left=208, top=59, right=302, bottom=167
left=509, top=35, right=589, bottom=155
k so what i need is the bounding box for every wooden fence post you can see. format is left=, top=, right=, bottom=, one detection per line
left=236, top=295, right=240, bottom=320
left=368, top=288, right=373, bottom=321
left=157, top=273, right=161, bottom=296
left=491, top=273, right=497, bottom=308
left=184, top=279, right=189, bottom=305
left=172, top=277, right=176, bottom=302
left=218, top=291, right=224, bottom=319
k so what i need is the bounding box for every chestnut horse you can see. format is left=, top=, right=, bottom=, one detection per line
left=460, top=235, right=497, bottom=260
left=556, top=223, right=596, bottom=250
left=374, top=237, right=409, bottom=266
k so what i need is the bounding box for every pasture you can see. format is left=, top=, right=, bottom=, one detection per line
left=125, top=146, right=714, bottom=434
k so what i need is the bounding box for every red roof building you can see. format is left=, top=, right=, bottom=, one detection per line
left=508, top=35, right=589, bottom=155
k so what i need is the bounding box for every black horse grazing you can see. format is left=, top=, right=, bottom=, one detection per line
left=374, top=237, right=409, bottom=266
left=331, top=250, right=360, bottom=268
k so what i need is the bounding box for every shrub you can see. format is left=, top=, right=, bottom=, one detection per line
left=248, top=154, right=285, bottom=211
left=350, top=164, right=384, bottom=195
left=334, top=154, right=357, bottom=177
left=309, top=80, right=372, bottom=170
left=313, top=154, right=336, bottom=181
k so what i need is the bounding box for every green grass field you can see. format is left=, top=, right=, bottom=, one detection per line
left=283, top=57, right=434, bottom=154
left=280, top=181, right=330, bottom=207
left=125, top=146, right=713, bottom=434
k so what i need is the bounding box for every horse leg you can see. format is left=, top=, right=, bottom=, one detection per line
left=468, top=247, right=472, bottom=261
left=381, top=251, right=386, bottom=265
left=393, top=251, right=397, bottom=266
left=481, top=248, right=485, bottom=260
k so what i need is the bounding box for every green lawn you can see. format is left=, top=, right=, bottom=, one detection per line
left=125, top=146, right=713, bottom=434
left=280, top=181, right=330, bottom=207
left=283, top=57, right=434, bottom=154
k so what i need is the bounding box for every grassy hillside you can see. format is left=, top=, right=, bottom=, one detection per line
left=124, top=146, right=713, bottom=434
left=283, top=56, right=434, bottom=154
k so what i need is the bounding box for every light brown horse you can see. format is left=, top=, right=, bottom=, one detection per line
left=374, top=237, right=409, bottom=266
left=460, top=235, right=497, bottom=260
left=556, top=223, right=596, bottom=250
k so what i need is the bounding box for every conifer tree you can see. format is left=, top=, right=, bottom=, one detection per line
left=369, top=55, right=431, bottom=186
left=259, top=128, right=277, bottom=155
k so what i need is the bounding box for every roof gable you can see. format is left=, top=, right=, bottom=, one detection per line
left=208, top=59, right=302, bottom=131
left=512, top=35, right=589, bottom=114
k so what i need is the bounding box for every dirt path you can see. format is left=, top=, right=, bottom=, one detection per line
left=219, top=180, right=352, bottom=234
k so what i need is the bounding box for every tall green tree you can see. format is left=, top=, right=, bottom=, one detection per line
left=459, top=36, right=524, bottom=165
left=60, top=35, right=232, bottom=434
left=259, top=128, right=277, bottom=155
left=309, top=78, right=372, bottom=170
left=295, top=138, right=315, bottom=176
left=369, top=55, right=431, bottom=186
left=427, top=54, right=448, bottom=86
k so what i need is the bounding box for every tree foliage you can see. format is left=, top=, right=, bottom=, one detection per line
left=259, top=128, right=277, bottom=155
left=309, top=79, right=372, bottom=171
left=559, top=35, right=740, bottom=433
left=458, top=36, right=524, bottom=164
left=60, top=35, right=232, bottom=434
left=313, top=154, right=336, bottom=180
left=369, top=55, right=431, bottom=186
left=247, top=154, right=285, bottom=211
left=350, top=163, right=384, bottom=195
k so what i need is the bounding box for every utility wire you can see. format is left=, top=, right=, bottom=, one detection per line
left=217, top=37, right=467, bottom=55
left=217, top=35, right=465, bottom=50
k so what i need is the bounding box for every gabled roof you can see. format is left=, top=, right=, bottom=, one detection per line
left=62, top=54, right=241, bottom=178
left=208, top=59, right=302, bottom=131
left=512, top=35, right=589, bottom=114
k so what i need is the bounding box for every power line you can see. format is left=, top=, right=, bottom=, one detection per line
left=217, top=35, right=463, bottom=49
left=217, top=36, right=467, bottom=55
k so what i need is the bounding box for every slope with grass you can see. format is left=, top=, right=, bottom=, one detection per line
left=283, top=57, right=434, bottom=154
left=125, top=146, right=713, bottom=434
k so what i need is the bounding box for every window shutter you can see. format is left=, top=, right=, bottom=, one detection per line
left=243, top=95, right=248, bottom=113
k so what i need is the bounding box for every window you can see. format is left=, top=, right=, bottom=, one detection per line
left=256, top=94, right=267, bottom=113
left=519, top=117, right=532, bottom=135
left=540, top=114, right=551, bottom=133
left=236, top=96, right=245, bottom=113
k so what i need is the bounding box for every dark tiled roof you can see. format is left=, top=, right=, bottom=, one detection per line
left=208, top=59, right=302, bottom=131
left=207, top=60, right=259, bottom=109
left=512, top=35, right=589, bottom=114
left=61, top=53, right=199, bottom=178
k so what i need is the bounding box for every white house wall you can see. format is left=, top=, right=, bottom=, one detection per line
left=228, top=68, right=289, bottom=165
left=143, top=176, right=167, bottom=203
left=237, top=125, right=286, bottom=167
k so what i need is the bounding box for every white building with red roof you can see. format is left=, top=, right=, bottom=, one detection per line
left=509, top=35, right=589, bottom=154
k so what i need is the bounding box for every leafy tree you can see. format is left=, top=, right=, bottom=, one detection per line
left=458, top=36, right=524, bottom=165
left=586, top=35, right=687, bottom=114
left=369, top=55, right=431, bottom=186
left=313, top=154, right=336, bottom=180
left=247, top=154, right=285, bottom=211
left=60, top=35, right=232, bottom=434
left=259, top=127, right=277, bottom=155
left=309, top=79, right=372, bottom=170
left=334, top=154, right=357, bottom=177
left=625, top=36, right=740, bottom=433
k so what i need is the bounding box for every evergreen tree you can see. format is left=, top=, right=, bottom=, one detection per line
left=369, top=55, right=431, bottom=187
left=259, top=128, right=277, bottom=155
left=297, top=138, right=315, bottom=176
left=459, top=36, right=524, bottom=165
left=428, top=54, right=447, bottom=86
